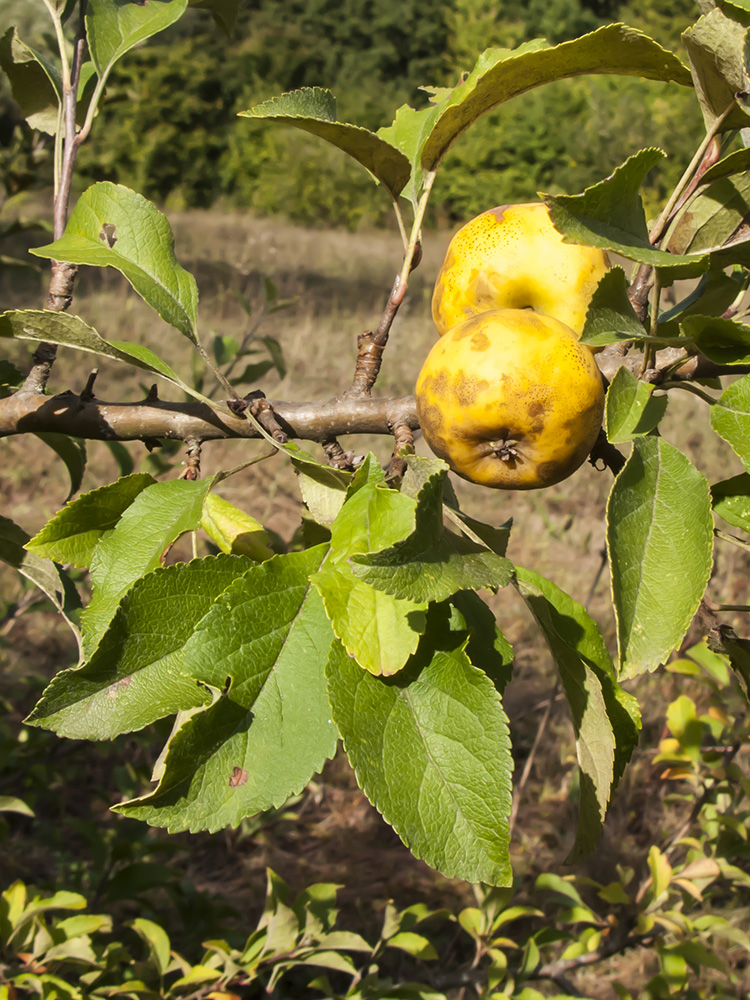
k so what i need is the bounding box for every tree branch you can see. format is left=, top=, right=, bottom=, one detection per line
left=0, top=390, right=420, bottom=444
left=3, top=346, right=741, bottom=455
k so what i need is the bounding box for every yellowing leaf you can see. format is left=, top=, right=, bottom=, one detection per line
left=201, top=493, right=273, bottom=561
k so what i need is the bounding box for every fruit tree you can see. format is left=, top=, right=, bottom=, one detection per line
left=2, top=0, right=750, bottom=898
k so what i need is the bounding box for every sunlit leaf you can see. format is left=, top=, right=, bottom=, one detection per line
left=711, top=373, right=750, bottom=467
left=327, top=639, right=513, bottom=885
left=86, top=0, right=188, bottom=78
left=117, top=547, right=337, bottom=832
left=31, top=184, right=199, bottom=341
left=27, top=555, right=251, bottom=740
left=81, top=478, right=215, bottom=655
left=682, top=8, right=750, bottom=131
left=25, top=474, right=154, bottom=568
left=350, top=461, right=512, bottom=602
left=241, top=88, right=411, bottom=199
left=608, top=437, right=713, bottom=676
left=605, top=368, right=668, bottom=443
left=312, top=467, right=427, bottom=676
left=547, top=151, right=709, bottom=278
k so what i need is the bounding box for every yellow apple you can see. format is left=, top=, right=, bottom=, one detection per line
left=416, top=309, right=604, bottom=490
left=432, top=202, right=609, bottom=337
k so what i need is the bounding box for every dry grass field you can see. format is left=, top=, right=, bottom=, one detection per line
left=3, top=209, right=750, bottom=997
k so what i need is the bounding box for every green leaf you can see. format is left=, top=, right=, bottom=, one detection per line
left=240, top=88, right=411, bottom=200
left=293, top=460, right=351, bottom=527
left=377, top=102, right=442, bottom=206
left=711, top=373, right=750, bottom=467
left=86, top=0, right=188, bottom=78
left=27, top=554, right=251, bottom=740
left=514, top=566, right=640, bottom=862
left=711, top=472, right=750, bottom=531
left=0, top=27, right=61, bottom=134
left=31, top=183, right=199, bottom=341
left=659, top=270, right=743, bottom=325
left=129, top=918, right=171, bottom=977
left=700, top=147, right=750, bottom=184
left=607, top=437, right=713, bottom=677
left=116, top=546, right=337, bottom=832
left=327, top=639, right=513, bottom=885
left=25, top=473, right=154, bottom=568
left=33, top=433, right=87, bottom=502
left=188, top=0, right=239, bottom=34
left=419, top=25, right=692, bottom=175
left=546, top=151, right=709, bottom=278
left=450, top=591, right=514, bottom=694
left=81, top=477, right=215, bottom=656
left=715, top=629, right=750, bottom=701
left=605, top=368, right=668, bottom=443
left=312, top=478, right=427, bottom=676
left=212, top=334, right=238, bottom=365
left=682, top=8, right=750, bottom=131
left=201, top=493, right=273, bottom=561
left=0, top=796, right=34, bottom=817
left=386, top=932, right=438, bottom=960
left=0, top=309, right=211, bottom=404
left=350, top=461, right=512, bottom=602
left=666, top=173, right=750, bottom=265
left=681, top=315, right=750, bottom=364
left=0, top=515, right=81, bottom=643
left=579, top=267, right=648, bottom=347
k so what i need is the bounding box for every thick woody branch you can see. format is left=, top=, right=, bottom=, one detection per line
left=1, top=347, right=740, bottom=453
left=0, top=391, right=419, bottom=444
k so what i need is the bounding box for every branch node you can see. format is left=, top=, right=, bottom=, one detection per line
left=349, top=332, right=385, bottom=397
left=227, top=397, right=249, bottom=415
left=179, top=438, right=202, bottom=481
left=145, top=383, right=160, bottom=402
left=322, top=438, right=356, bottom=471
left=46, top=260, right=79, bottom=313
left=80, top=369, right=99, bottom=403
left=249, top=394, right=288, bottom=444
left=387, top=423, right=414, bottom=480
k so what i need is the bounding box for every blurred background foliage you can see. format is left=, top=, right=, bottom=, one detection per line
left=0, top=0, right=701, bottom=228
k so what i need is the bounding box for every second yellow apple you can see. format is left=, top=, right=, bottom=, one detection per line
left=432, top=202, right=609, bottom=337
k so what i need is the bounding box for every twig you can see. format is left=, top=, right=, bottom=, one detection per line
left=649, top=103, right=735, bottom=248
left=659, top=381, right=718, bottom=405
left=584, top=547, right=608, bottom=608
left=627, top=102, right=734, bottom=324
left=348, top=172, right=435, bottom=396
left=24, top=1, right=89, bottom=394
left=715, top=529, right=750, bottom=553
left=0, top=592, right=44, bottom=636
left=533, top=931, right=653, bottom=983
left=214, top=449, right=279, bottom=483
left=79, top=368, right=98, bottom=402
